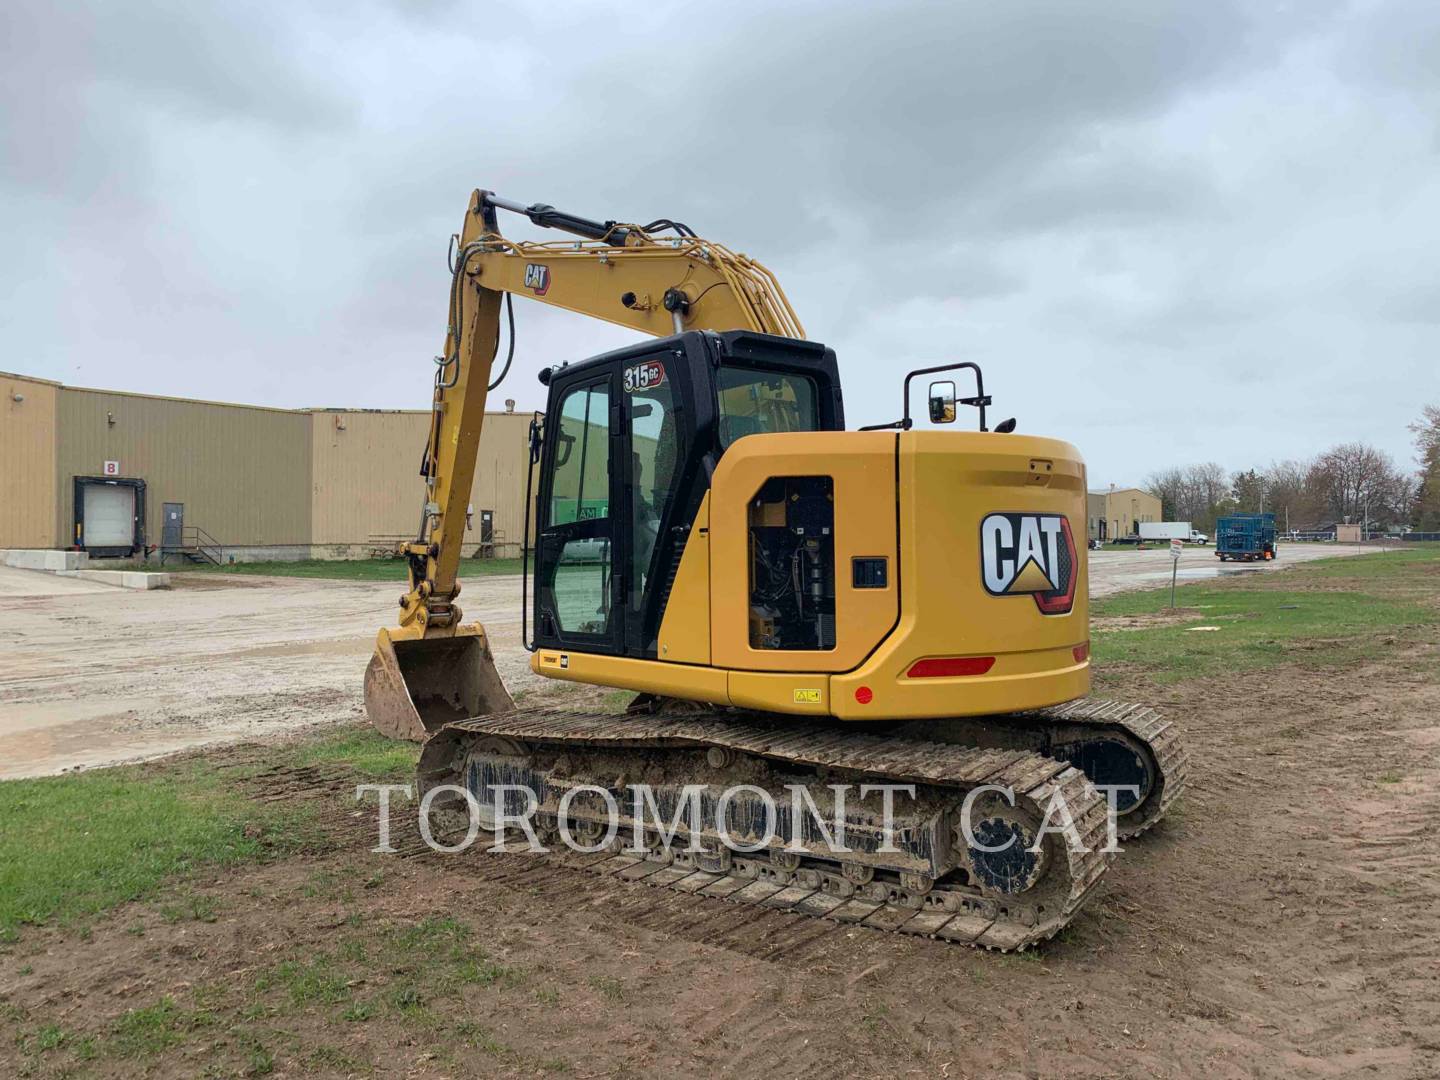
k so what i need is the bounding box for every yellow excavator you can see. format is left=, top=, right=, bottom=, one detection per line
left=364, top=190, right=1186, bottom=950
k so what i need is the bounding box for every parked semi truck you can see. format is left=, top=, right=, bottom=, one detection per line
left=1215, top=513, right=1277, bottom=561
left=1139, top=522, right=1208, bottom=545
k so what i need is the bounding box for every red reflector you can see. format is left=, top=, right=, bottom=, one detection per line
left=1073, top=642, right=1090, bottom=663
left=854, top=686, right=873, bottom=704
left=906, top=656, right=996, bottom=679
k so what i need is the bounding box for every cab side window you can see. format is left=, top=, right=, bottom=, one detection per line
left=545, top=379, right=612, bottom=636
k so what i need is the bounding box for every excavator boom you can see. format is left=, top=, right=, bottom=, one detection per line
left=365, top=190, right=802, bottom=740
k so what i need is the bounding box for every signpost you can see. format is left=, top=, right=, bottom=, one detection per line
left=1169, top=538, right=1183, bottom=609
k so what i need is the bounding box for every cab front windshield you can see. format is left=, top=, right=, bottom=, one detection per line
left=716, top=366, right=819, bottom=448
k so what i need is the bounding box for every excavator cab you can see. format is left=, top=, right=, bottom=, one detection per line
left=531, top=330, right=843, bottom=659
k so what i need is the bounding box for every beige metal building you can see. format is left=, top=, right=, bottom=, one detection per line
left=1087, top=486, right=1163, bottom=542
left=1, top=370, right=533, bottom=561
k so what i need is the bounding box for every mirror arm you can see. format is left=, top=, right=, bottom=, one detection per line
left=858, top=418, right=912, bottom=432
left=900, top=361, right=989, bottom=431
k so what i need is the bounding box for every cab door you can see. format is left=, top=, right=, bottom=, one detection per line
left=619, top=348, right=694, bottom=657
left=533, top=372, right=622, bottom=654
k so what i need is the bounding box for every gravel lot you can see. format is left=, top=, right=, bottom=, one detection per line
left=1087, top=540, right=1366, bottom=596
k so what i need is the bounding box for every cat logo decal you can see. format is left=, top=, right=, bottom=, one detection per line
left=980, top=513, right=1077, bottom=615
left=523, top=264, right=551, bottom=296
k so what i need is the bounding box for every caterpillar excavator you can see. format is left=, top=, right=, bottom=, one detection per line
left=363, top=189, right=1187, bottom=950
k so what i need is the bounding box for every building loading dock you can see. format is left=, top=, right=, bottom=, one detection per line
left=1, top=370, right=534, bottom=561
left=1087, top=486, right=1163, bottom=542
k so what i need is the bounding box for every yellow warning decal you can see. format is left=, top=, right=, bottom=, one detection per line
left=793, top=689, right=822, bottom=704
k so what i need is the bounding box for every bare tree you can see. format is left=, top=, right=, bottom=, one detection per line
left=1145, top=463, right=1232, bottom=530
left=1410, top=404, right=1440, bottom=529
left=1145, top=443, right=1415, bottom=535
left=1308, top=442, right=1409, bottom=527
left=1261, top=458, right=1321, bottom=530
left=1144, top=467, right=1186, bottom=521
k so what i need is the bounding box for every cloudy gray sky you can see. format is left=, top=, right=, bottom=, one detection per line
left=3, top=0, right=1436, bottom=486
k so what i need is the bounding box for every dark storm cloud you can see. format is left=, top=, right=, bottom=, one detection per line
left=1, top=0, right=1436, bottom=485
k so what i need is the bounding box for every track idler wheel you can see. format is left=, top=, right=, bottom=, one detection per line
left=1055, top=733, right=1153, bottom=816
left=957, top=802, right=1048, bottom=895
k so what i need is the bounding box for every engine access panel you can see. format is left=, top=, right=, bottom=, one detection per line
left=747, top=476, right=837, bottom=651
left=709, top=430, right=899, bottom=674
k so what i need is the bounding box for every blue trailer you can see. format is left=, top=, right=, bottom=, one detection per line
left=1215, top=513, right=1278, bottom=562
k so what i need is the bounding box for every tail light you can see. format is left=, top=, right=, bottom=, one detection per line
left=906, top=656, right=996, bottom=678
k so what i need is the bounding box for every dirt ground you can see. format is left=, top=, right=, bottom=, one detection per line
left=0, top=542, right=1366, bottom=780
left=3, top=639, right=1438, bottom=1077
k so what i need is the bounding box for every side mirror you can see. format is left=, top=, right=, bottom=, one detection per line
left=928, top=380, right=957, bottom=424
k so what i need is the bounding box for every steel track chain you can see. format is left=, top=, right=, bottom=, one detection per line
left=420, top=708, right=1119, bottom=951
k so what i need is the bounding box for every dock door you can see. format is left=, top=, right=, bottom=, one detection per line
left=74, top=477, right=146, bottom=557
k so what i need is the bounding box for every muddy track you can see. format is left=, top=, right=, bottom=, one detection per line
left=228, top=759, right=919, bottom=967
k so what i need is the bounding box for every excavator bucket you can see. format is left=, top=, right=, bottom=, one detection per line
left=364, top=626, right=515, bottom=742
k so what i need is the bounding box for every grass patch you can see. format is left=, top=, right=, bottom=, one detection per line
left=308, top=1044, right=368, bottom=1072
left=182, top=556, right=522, bottom=581
left=0, top=761, right=315, bottom=942
left=1282, top=545, right=1440, bottom=592
left=14, top=1023, right=69, bottom=1055
left=342, top=1001, right=377, bottom=1022
left=283, top=724, right=418, bottom=782
left=453, top=1019, right=508, bottom=1054
left=245, top=1040, right=276, bottom=1076
left=231, top=914, right=522, bottom=1040
left=1092, top=548, right=1440, bottom=683
left=158, top=891, right=220, bottom=924
left=588, top=974, right=625, bottom=1001
left=255, top=955, right=351, bottom=1007
left=110, top=997, right=214, bottom=1057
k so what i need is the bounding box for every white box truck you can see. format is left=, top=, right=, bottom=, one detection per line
left=1139, top=522, right=1208, bottom=545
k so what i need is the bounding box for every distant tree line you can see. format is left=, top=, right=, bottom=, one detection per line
left=1143, top=404, right=1440, bottom=534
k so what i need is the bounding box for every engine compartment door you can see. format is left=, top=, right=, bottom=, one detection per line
left=709, top=431, right=899, bottom=673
